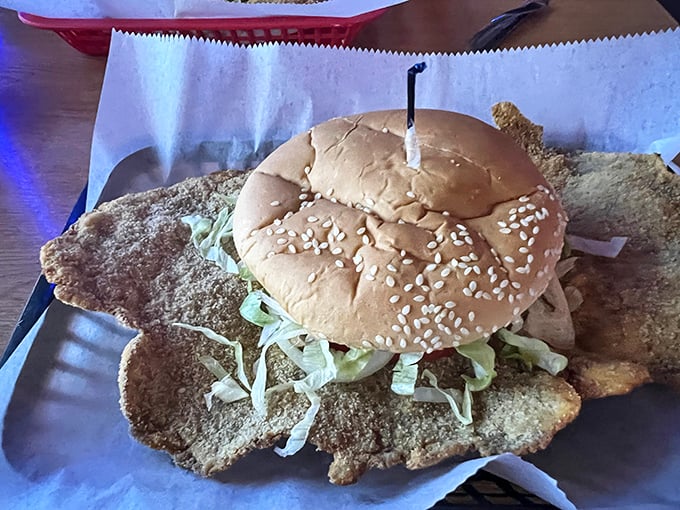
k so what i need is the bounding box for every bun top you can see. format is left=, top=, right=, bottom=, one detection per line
left=232, top=110, right=567, bottom=353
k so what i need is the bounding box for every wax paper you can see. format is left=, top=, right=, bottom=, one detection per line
left=0, top=0, right=404, bottom=19
left=2, top=29, right=680, bottom=510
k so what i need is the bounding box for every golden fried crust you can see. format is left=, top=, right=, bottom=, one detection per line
left=493, top=102, right=675, bottom=394
left=41, top=168, right=581, bottom=485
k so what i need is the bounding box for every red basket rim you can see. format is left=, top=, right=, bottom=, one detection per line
left=18, top=9, right=387, bottom=30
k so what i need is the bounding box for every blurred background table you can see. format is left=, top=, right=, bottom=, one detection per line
left=0, top=0, right=677, bottom=355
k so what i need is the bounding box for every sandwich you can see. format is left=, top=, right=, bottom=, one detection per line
left=40, top=104, right=669, bottom=484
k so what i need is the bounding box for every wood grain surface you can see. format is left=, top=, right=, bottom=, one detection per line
left=0, top=1, right=676, bottom=356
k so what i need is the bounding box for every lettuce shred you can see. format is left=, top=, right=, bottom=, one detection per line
left=496, top=328, right=568, bottom=376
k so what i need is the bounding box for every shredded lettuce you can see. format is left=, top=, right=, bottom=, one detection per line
left=334, top=348, right=394, bottom=383
left=418, top=369, right=473, bottom=426
left=455, top=337, right=496, bottom=392
left=182, top=207, right=239, bottom=274
left=565, top=234, right=628, bottom=258
left=274, top=391, right=321, bottom=457
left=175, top=323, right=251, bottom=391
left=197, top=355, right=249, bottom=410
left=496, top=328, right=568, bottom=376
left=391, top=352, right=424, bottom=395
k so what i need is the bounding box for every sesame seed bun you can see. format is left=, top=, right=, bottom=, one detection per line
left=232, top=110, right=567, bottom=353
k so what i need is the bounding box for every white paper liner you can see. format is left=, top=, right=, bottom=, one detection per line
left=2, top=29, right=680, bottom=509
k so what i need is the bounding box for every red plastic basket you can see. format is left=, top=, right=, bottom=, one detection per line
left=18, top=9, right=386, bottom=57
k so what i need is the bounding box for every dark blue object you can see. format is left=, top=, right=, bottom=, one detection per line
left=469, top=0, right=550, bottom=51
left=407, top=62, right=427, bottom=129
left=0, top=185, right=88, bottom=368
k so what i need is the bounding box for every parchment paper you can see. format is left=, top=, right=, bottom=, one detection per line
left=2, top=29, right=680, bottom=510
left=0, top=0, right=404, bottom=19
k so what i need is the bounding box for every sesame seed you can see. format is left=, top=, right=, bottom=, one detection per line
left=335, top=260, right=344, bottom=268
left=508, top=294, right=515, bottom=303
left=331, top=247, right=342, bottom=255
left=454, top=317, right=462, bottom=328
left=528, top=238, right=536, bottom=246
left=362, top=340, right=372, bottom=348
left=386, top=337, right=394, bottom=347
left=496, top=291, right=505, bottom=300
left=516, top=267, right=529, bottom=274
left=415, top=274, right=424, bottom=285
left=403, top=258, right=414, bottom=265
left=475, top=326, right=484, bottom=334
left=365, top=274, right=376, bottom=281
left=390, top=295, right=400, bottom=304
left=519, top=195, right=530, bottom=202
left=307, top=216, right=318, bottom=223
left=307, top=272, right=316, bottom=283
left=510, top=223, right=520, bottom=229
left=460, top=327, right=470, bottom=336
left=397, top=314, right=407, bottom=324
left=277, top=238, right=287, bottom=245
left=303, top=242, right=313, bottom=250
left=362, top=235, right=370, bottom=245
left=519, top=247, right=529, bottom=254
left=425, top=263, right=437, bottom=272
left=453, top=240, right=465, bottom=246
left=414, top=319, right=422, bottom=329
left=450, top=259, right=459, bottom=268
left=406, top=191, right=416, bottom=198
left=403, top=325, right=412, bottom=335
left=304, top=166, right=311, bottom=174
left=433, top=280, right=445, bottom=289
left=400, top=305, right=411, bottom=315
left=382, top=127, right=389, bottom=133
left=513, top=307, right=521, bottom=316
left=527, top=254, right=534, bottom=263
left=434, top=253, right=442, bottom=264
left=386, top=276, right=396, bottom=287
left=532, top=226, right=540, bottom=235
left=464, top=267, right=473, bottom=276
left=369, top=265, right=378, bottom=276
left=337, top=232, right=346, bottom=241
left=424, top=329, right=433, bottom=339
left=392, top=324, right=402, bottom=332
left=420, top=317, right=431, bottom=324
left=399, top=338, right=407, bottom=349
left=387, top=264, right=397, bottom=272
left=443, top=211, right=451, bottom=216
left=504, top=256, right=515, bottom=264
left=493, top=286, right=503, bottom=294
left=356, top=262, right=364, bottom=272
left=490, top=274, right=498, bottom=284
left=414, top=295, right=426, bottom=302
left=314, top=248, right=321, bottom=255
left=498, top=221, right=508, bottom=228
left=270, top=200, right=281, bottom=206
left=375, top=335, right=385, bottom=345
left=465, top=237, right=474, bottom=245
left=499, top=228, right=512, bottom=234
left=463, top=288, right=472, bottom=297
left=441, top=268, right=452, bottom=277
left=500, top=279, right=509, bottom=289
left=404, top=283, right=414, bottom=292
left=512, top=281, right=521, bottom=289
left=450, top=232, right=458, bottom=241
left=520, top=231, right=528, bottom=241
left=427, top=241, right=437, bottom=249
left=468, top=311, right=475, bottom=321
left=529, top=287, right=537, bottom=297
left=266, top=228, right=273, bottom=236
left=356, top=227, right=366, bottom=235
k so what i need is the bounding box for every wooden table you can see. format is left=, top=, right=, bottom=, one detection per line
left=0, top=0, right=676, bottom=356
